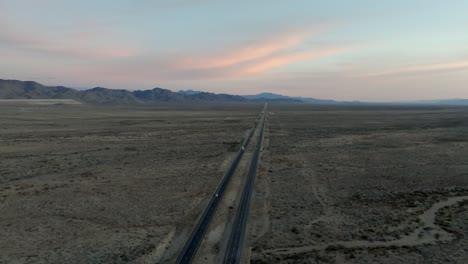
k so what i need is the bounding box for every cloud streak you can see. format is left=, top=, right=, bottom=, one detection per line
left=0, top=20, right=137, bottom=59
left=1, top=16, right=348, bottom=84
left=177, top=31, right=307, bottom=69
left=165, top=28, right=347, bottom=79
left=60, top=27, right=348, bottom=84
left=242, top=47, right=348, bottom=74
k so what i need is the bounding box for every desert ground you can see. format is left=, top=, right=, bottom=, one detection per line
left=1, top=103, right=468, bottom=264
left=250, top=105, right=468, bottom=264
left=0, top=103, right=260, bottom=263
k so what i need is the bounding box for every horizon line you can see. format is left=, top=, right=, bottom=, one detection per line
left=1, top=77, right=467, bottom=103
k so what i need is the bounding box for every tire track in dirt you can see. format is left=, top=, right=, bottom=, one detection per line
left=271, top=111, right=341, bottom=230
left=262, top=195, right=468, bottom=256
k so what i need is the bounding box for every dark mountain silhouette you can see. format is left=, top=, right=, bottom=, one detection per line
left=80, top=87, right=140, bottom=104
left=0, top=79, right=246, bottom=104
left=243, top=92, right=291, bottom=100
left=188, top=92, right=245, bottom=102
left=243, top=92, right=342, bottom=104
left=2, top=79, right=467, bottom=106
left=177, top=90, right=250, bottom=102
left=177, top=89, right=203, bottom=95
left=0, top=79, right=80, bottom=99
left=243, top=92, right=468, bottom=106
left=133, top=88, right=186, bottom=102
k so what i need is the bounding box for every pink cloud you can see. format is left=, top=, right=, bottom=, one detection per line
left=161, top=27, right=348, bottom=79
left=64, top=45, right=348, bottom=84
left=2, top=21, right=349, bottom=84
left=56, top=43, right=349, bottom=86
left=242, top=47, right=348, bottom=74
left=177, top=31, right=307, bottom=69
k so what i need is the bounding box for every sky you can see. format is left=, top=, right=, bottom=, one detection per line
left=1, top=0, right=468, bottom=101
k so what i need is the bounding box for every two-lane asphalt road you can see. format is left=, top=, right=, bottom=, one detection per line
left=175, top=108, right=265, bottom=264
left=223, top=106, right=267, bottom=264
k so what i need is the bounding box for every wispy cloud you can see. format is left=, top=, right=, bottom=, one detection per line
left=165, top=28, right=348, bottom=79
left=0, top=20, right=137, bottom=59
left=242, top=47, right=348, bottom=74
left=1, top=17, right=349, bottom=84
left=176, top=31, right=308, bottom=69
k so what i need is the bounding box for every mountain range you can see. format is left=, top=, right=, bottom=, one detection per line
left=242, top=92, right=345, bottom=104
left=1, top=79, right=468, bottom=106
left=0, top=79, right=246, bottom=104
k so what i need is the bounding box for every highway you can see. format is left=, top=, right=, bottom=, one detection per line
left=223, top=105, right=267, bottom=264
left=175, top=107, right=265, bottom=264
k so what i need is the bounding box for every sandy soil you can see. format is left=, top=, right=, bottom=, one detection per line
left=0, top=103, right=260, bottom=264
left=250, top=106, right=468, bottom=264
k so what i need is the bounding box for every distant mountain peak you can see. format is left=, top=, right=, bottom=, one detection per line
left=177, top=89, right=203, bottom=95
left=243, top=92, right=356, bottom=104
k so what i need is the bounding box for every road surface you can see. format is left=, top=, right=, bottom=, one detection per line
left=175, top=107, right=265, bottom=264
left=223, top=106, right=267, bottom=264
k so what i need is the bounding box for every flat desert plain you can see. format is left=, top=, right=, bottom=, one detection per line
left=1, top=103, right=468, bottom=264
left=251, top=105, right=468, bottom=264
left=0, top=103, right=259, bottom=263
